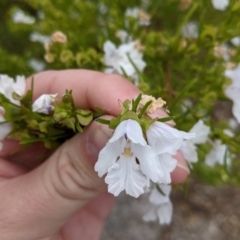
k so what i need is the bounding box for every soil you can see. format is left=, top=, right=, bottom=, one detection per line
left=101, top=180, right=240, bottom=240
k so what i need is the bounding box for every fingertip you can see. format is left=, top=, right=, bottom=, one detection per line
left=171, top=150, right=190, bottom=184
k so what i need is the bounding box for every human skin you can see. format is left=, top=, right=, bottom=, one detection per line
left=0, top=70, right=189, bottom=240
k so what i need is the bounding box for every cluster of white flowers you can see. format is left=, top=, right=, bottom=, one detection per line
left=224, top=65, right=240, bottom=123
left=103, top=7, right=150, bottom=85
left=143, top=184, right=173, bottom=225
left=0, top=75, right=26, bottom=149
left=95, top=119, right=195, bottom=198
left=180, top=120, right=234, bottom=168
left=103, top=40, right=146, bottom=85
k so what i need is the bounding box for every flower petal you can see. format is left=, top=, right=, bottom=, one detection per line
left=181, top=140, right=198, bottom=164
left=149, top=185, right=171, bottom=205
left=157, top=202, right=173, bottom=225
left=110, top=119, right=146, bottom=145
left=94, top=138, right=122, bottom=177
left=157, top=154, right=177, bottom=184
left=146, top=121, right=196, bottom=155
left=190, top=120, right=210, bottom=144
left=133, top=143, right=163, bottom=182
left=105, top=155, right=147, bottom=198
left=205, top=141, right=228, bottom=167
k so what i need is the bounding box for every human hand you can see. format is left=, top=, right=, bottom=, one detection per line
left=0, top=70, right=189, bottom=240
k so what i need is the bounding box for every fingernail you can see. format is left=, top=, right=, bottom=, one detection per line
left=87, top=126, right=113, bottom=161
left=177, top=162, right=190, bottom=174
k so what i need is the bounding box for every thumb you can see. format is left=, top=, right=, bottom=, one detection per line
left=0, top=120, right=112, bottom=240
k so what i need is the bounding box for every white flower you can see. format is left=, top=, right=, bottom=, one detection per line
left=182, top=21, right=198, bottom=39
left=143, top=184, right=173, bottom=225
left=205, top=140, right=230, bottom=167
left=32, top=94, right=57, bottom=114
left=180, top=120, right=210, bottom=165
left=211, top=0, right=229, bottom=11
left=0, top=115, right=12, bottom=151
left=125, top=7, right=150, bottom=26
left=224, top=65, right=240, bottom=123
left=30, top=32, right=50, bottom=44
left=231, top=37, right=240, bottom=47
left=146, top=121, right=196, bottom=155
left=0, top=75, right=26, bottom=105
left=28, top=58, right=46, bottom=72
left=95, top=119, right=175, bottom=197
left=103, top=40, right=146, bottom=84
left=12, top=9, right=35, bottom=24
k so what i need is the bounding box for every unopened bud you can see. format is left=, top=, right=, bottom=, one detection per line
left=51, top=31, right=67, bottom=43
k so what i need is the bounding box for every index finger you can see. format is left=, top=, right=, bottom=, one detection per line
left=27, top=70, right=141, bottom=116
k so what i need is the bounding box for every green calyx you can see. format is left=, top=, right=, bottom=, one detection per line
left=98, top=93, right=171, bottom=132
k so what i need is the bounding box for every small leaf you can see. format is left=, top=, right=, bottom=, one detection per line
left=138, top=100, right=152, bottom=118
left=156, top=184, right=166, bottom=196
left=132, top=93, right=142, bottom=112
left=97, top=118, right=111, bottom=125
left=76, top=113, right=93, bottom=126
left=157, top=116, right=175, bottom=123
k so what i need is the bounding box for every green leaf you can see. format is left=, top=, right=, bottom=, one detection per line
left=76, top=113, right=93, bottom=126
left=138, top=100, right=152, bottom=118
left=156, top=184, right=166, bottom=196
left=157, top=116, right=175, bottom=123
left=132, top=93, right=142, bottom=112
left=97, top=118, right=111, bottom=125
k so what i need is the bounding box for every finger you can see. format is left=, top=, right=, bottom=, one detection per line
left=171, top=150, right=189, bottom=184
left=0, top=120, right=112, bottom=240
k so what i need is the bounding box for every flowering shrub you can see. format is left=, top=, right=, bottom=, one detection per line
left=0, top=0, right=240, bottom=227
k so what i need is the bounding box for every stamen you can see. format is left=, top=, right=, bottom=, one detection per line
left=122, top=147, right=133, bottom=157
